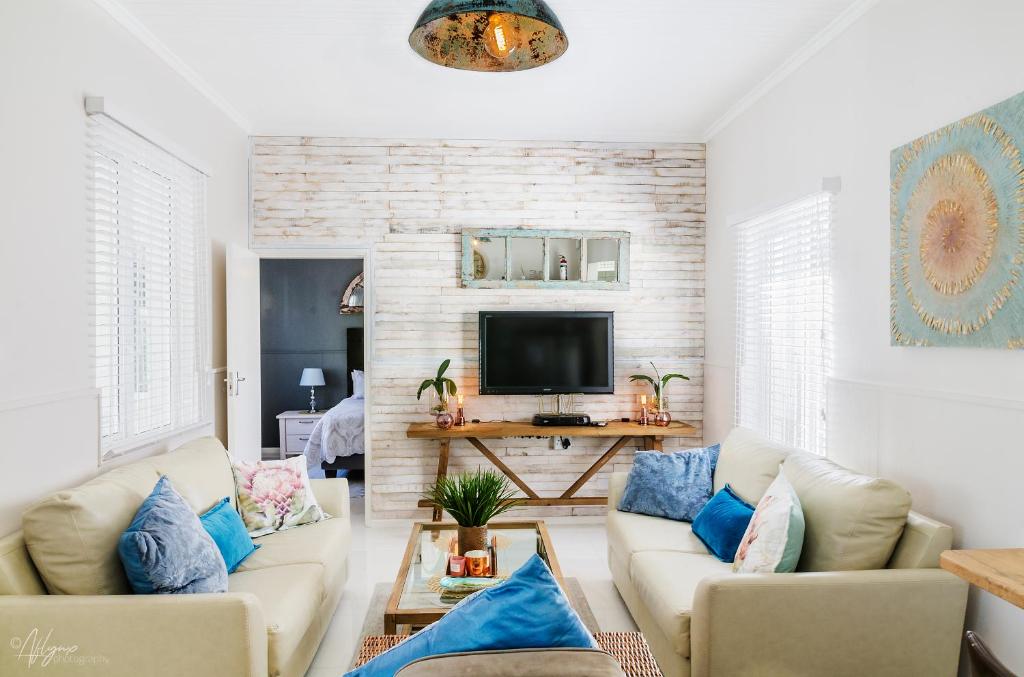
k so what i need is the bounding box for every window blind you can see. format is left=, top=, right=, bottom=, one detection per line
left=88, top=114, right=210, bottom=456
left=735, top=191, right=833, bottom=455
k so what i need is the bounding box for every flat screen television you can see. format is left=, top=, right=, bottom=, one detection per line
left=479, top=311, right=614, bottom=395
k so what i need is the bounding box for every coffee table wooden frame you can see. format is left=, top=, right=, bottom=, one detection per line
left=408, top=420, right=698, bottom=521
left=384, top=520, right=564, bottom=635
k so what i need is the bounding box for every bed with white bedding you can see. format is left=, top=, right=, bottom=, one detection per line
left=303, top=394, right=364, bottom=473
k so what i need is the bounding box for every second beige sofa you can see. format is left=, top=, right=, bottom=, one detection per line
left=608, top=428, right=969, bottom=677
left=0, top=437, right=351, bottom=677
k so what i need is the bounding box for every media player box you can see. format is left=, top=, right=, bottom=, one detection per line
left=532, top=414, right=592, bottom=427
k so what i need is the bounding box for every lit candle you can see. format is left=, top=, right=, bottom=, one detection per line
left=640, top=395, right=647, bottom=406
left=457, top=393, right=464, bottom=406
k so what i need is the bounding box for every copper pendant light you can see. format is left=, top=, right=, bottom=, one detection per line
left=409, top=0, right=569, bottom=72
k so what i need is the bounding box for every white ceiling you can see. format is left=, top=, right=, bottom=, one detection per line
left=114, top=0, right=867, bottom=141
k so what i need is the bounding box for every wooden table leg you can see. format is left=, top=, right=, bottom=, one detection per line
left=561, top=436, right=632, bottom=499
left=467, top=438, right=540, bottom=499
left=431, top=439, right=450, bottom=522
left=642, top=436, right=664, bottom=452
left=384, top=615, right=397, bottom=635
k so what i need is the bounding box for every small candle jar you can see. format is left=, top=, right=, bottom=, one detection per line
left=449, top=555, right=467, bottom=577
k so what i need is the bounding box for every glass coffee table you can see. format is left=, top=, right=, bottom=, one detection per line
left=384, top=520, right=563, bottom=634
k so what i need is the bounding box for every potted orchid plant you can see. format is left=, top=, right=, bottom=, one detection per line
left=417, top=359, right=458, bottom=429
left=629, top=362, right=689, bottom=426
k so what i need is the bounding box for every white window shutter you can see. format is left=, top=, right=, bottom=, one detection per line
left=88, top=115, right=210, bottom=456
left=735, top=192, right=833, bottom=455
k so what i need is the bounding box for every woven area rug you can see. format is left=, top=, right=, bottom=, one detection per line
left=352, top=578, right=601, bottom=667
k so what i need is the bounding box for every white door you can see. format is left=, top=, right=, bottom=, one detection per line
left=226, top=245, right=262, bottom=462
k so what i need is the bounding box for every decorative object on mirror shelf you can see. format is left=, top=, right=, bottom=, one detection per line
left=422, top=469, right=523, bottom=555
left=629, top=362, right=689, bottom=427
left=409, top=0, right=569, bottom=73
left=559, top=254, right=569, bottom=280
left=417, top=359, right=458, bottom=428
left=299, top=368, right=326, bottom=413
left=339, top=272, right=365, bottom=314
left=891, top=89, right=1024, bottom=349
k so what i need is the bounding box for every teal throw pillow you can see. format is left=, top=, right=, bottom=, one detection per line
left=200, top=497, right=260, bottom=573
left=692, top=484, right=756, bottom=562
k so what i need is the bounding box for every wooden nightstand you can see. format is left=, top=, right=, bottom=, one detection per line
left=276, top=410, right=326, bottom=460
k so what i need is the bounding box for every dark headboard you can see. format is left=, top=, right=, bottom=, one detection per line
left=347, top=327, right=364, bottom=395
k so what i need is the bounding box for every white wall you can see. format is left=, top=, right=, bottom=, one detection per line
left=0, top=0, right=249, bottom=536
left=705, top=0, right=1024, bottom=671
left=251, top=137, right=707, bottom=521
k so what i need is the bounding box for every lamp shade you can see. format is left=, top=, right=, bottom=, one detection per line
left=409, top=0, right=568, bottom=72
left=299, top=368, right=326, bottom=387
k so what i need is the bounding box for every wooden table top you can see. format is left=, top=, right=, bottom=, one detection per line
left=407, top=419, right=697, bottom=439
left=940, top=549, right=1024, bottom=609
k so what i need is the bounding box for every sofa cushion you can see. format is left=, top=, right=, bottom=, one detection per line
left=784, top=453, right=912, bottom=571
left=617, top=446, right=720, bottom=522
left=22, top=460, right=160, bottom=595
left=607, top=509, right=709, bottom=560
left=691, top=485, right=755, bottom=563
left=149, top=437, right=236, bottom=513
left=118, top=477, right=228, bottom=594
left=239, top=516, right=351, bottom=592
left=629, top=551, right=732, bottom=658
left=713, top=428, right=793, bottom=505
left=200, top=498, right=260, bottom=574
left=228, top=563, right=324, bottom=675
left=396, top=648, right=626, bottom=676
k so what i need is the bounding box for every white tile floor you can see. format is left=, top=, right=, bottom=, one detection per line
left=305, top=500, right=637, bottom=676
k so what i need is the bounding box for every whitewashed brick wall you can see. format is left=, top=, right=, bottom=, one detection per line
left=251, top=137, right=706, bottom=520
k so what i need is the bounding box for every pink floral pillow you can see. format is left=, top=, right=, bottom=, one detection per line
left=231, top=457, right=328, bottom=536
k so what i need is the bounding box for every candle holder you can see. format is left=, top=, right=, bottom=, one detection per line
left=639, top=405, right=649, bottom=426
left=455, top=406, right=466, bottom=426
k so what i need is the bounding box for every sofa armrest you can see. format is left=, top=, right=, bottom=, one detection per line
left=311, top=477, right=350, bottom=520
left=0, top=593, right=267, bottom=677
left=690, top=569, right=967, bottom=677
left=608, top=472, right=628, bottom=510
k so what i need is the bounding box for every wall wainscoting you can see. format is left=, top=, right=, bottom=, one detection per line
left=251, top=137, right=707, bottom=520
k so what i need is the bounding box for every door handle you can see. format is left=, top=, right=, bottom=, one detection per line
left=224, top=372, right=247, bottom=396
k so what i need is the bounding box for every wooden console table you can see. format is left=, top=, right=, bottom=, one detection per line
left=407, top=420, right=697, bottom=521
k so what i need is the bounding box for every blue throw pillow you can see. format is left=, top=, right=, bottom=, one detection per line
left=345, top=555, right=596, bottom=676
left=692, top=484, right=756, bottom=562
left=617, top=445, right=721, bottom=522
left=200, top=498, right=260, bottom=574
left=118, top=476, right=228, bottom=594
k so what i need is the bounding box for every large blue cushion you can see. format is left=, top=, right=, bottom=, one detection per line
left=692, top=485, right=756, bottom=563
left=346, top=555, right=596, bottom=676
left=617, top=445, right=721, bottom=522
left=199, top=497, right=260, bottom=574
left=118, top=476, right=228, bottom=594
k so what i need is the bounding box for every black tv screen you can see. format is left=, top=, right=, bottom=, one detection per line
left=479, top=311, right=614, bottom=395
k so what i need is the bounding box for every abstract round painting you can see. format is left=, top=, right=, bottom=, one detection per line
left=891, top=90, right=1024, bottom=349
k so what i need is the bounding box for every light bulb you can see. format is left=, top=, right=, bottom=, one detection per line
left=483, top=13, right=520, bottom=60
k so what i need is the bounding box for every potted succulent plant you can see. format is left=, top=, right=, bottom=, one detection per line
left=417, top=359, right=458, bottom=429
left=423, top=469, right=523, bottom=555
left=629, top=361, right=689, bottom=426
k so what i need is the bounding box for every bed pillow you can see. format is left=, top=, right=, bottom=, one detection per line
left=199, top=497, right=260, bottom=573
left=691, top=485, right=756, bottom=562
left=117, top=476, right=228, bottom=594
left=232, top=456, right=328, bottom=536
left=345, top=554, right=596, bottom=677
left=734, top=467, right=805, bottom=573
left=352, top=370, right=365, bottom=398
left=617, top=445, right=721, bottom=522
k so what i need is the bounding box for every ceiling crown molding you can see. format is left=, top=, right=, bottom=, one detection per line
left=90, top=0, right=251, bottom=133
left=703, top=0, right=882, bottom=141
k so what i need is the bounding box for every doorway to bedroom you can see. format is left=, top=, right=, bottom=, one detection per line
left=257, top=258, right=366, bottom=510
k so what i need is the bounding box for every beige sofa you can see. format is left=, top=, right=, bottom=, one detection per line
left=0, top=437, right=351, bottom=677
left=608, top=428, right=969, bottom=677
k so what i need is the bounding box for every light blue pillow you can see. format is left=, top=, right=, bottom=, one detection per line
left=617, top=445, right=721, bottom=522
left=345, top=555, right=596, bottom=676
left=118, top=476, right=228, bottom=594
left=199, top=497, right=260, bottom=574
left=692, top=484, right=756, bottom=562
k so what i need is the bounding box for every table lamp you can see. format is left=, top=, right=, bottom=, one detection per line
left=299, top=368, right=326, bottom=413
